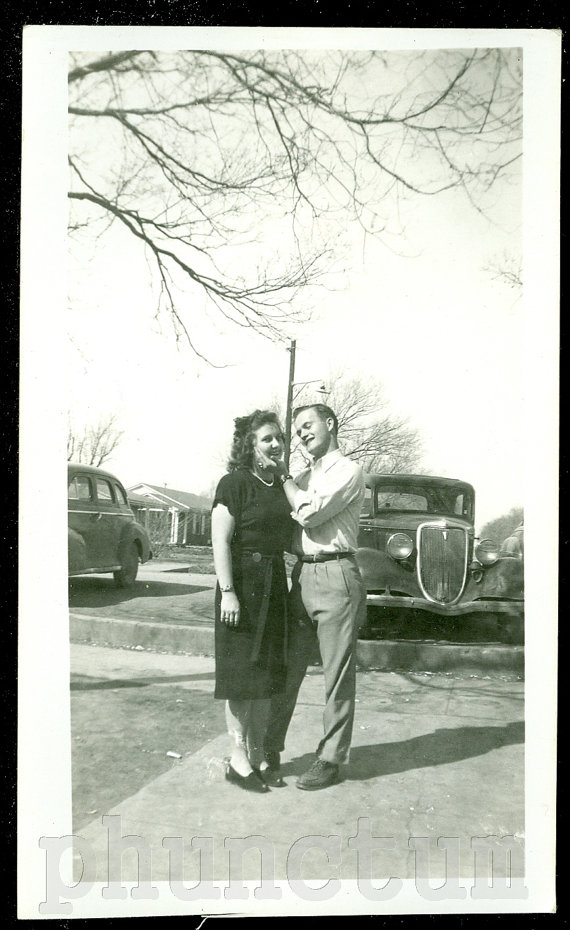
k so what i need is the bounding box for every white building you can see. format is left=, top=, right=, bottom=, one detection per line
left=127, top=483, right=212, bottom=545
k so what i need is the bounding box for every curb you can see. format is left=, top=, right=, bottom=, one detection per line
left=69, top=613, right=524, bottom=676
left=69, top=614, right=215, bottom=657
left=355, top=637, right=523, bottom=675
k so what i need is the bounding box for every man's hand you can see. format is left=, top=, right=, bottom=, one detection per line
left=256, top=451, right=288, bottom=479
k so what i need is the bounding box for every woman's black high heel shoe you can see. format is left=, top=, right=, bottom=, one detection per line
left=253, top=766, right=285, bottom=788
left=226, top=764, right=270, bottom=793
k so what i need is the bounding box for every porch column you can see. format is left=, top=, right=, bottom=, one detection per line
left=170, top=508, right=179, bottom=544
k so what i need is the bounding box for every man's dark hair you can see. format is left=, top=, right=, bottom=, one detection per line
left=293, top=403, right=339, bottom=436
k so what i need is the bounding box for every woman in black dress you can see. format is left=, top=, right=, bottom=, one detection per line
left=211, top=410, right=293, bottom=793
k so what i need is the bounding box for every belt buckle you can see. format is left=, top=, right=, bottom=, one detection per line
left=252, top=552, right=262, bottom=563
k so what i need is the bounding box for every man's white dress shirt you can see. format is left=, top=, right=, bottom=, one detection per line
left=291, top=449, right=365, bottom=555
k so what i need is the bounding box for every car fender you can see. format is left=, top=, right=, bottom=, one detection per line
left=119, top=523, right=151, bottom=564
left=355, top=546, right=418, bottom=595
left=477, top=555, right=524, bottom=600
left=68, top=527, right=87, bottom=571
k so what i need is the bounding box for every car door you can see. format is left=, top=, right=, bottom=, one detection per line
left=112, top=478, right=139, bottom=557
left=68, top=471, right=102, bottom=571
left=92, top=475, right=123, bottom=568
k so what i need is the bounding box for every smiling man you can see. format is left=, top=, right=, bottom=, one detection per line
left=261, top=404, right=366, bottom=790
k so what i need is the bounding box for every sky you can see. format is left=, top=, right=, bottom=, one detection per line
left=64, top=67, right=524, bottom=532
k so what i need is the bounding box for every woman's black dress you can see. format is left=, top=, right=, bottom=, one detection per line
left=213, top=469, right=293, bottom=701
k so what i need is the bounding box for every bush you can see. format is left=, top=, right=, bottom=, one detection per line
left=480, top=507, right=523, bottom=544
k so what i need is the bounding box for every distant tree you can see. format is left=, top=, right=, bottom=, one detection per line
left=276, top=369, right=423, bottom=474
left=67, top=414, right=124, bottom=466
left=480, top=506, right=523, bottom=544
left=68, top=48, right=522, bottom=359
left=200, top=477, right=222, bottom=500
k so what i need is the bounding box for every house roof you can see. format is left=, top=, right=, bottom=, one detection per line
left=128, top=483, right=212, bottom=512
left=127, top=491, right=169, bottom=509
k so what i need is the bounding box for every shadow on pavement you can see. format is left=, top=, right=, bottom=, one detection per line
left=285, top=720, right=524, bottom=781
left=68, top=576, right=210, bottom=607
left=399, top=673, right=525, bottom=701
left=70, top=671, right=215, bottom=690
left=162, top=566, right=197, bottom=574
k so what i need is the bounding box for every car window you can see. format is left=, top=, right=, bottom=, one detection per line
left=376, top=490, right=428, bottom=511
left=426, top=488, right=473, bottom=518
left=368, top=483, right=474, bottom=518
left=454, top=493, right=465, bottom=515
left=114, top=483, right=129, bottom=507
left=361, top=488, right=372, bottom=518
left=68, top=475, right=93, bottom=501
left=96, top=478, right=115, bottom=503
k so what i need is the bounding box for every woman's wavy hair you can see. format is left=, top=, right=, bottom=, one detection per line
left=227, top=409, right=284, bottom=472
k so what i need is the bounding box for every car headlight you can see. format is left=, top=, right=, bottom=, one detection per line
left=475, top=538, right=500, bottom=566
left=386, top=532, right=414, bottom=560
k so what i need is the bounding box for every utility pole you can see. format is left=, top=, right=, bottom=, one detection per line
left=284, top=339, right=296, bottom=468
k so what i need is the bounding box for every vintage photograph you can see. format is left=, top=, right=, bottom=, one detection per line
left=19, top=27, right=559, bottom=918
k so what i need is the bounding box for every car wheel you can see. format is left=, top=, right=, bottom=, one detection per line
left=114, top=542, right=140, bottom=588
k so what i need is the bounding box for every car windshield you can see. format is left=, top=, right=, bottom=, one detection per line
left=373, top=484, right=473, bottom=519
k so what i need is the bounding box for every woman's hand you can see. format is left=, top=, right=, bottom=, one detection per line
left=220, top=590, right=241, bottom=626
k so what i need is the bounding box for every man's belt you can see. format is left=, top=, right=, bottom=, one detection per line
left=298, top=551, right=355, bottom=563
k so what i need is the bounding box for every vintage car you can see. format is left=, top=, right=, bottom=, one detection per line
left=68, top=462, right=152, bottom=586
left=355, top=474, right=523, bottom=641
left=500, top=521, right=524, bottom=559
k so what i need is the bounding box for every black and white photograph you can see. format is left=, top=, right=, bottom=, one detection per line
left=19, top=26, right=559, bottom=918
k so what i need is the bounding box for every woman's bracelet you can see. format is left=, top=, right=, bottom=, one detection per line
left=220, top=584, right=234, bottom=593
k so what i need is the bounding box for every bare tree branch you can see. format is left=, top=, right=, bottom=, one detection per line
left=484, top=250, right=523, bottom=290
left=276, top=369, right=423, bottom=475
left=68, top=51, right=148, bottom=84
left=68, top=48, right=522, bottom=360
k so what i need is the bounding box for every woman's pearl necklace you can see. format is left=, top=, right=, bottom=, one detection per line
left=251, top=469, right=274, bottom=487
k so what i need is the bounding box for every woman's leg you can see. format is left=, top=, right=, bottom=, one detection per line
left=246, top=699, right=271, bottom=769
left=225, top=700, right=253, bottom=776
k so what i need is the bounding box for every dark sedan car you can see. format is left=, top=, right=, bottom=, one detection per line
left=68, top=462, right=152, bottom=586
left=355, top=474, right=523, bottom=641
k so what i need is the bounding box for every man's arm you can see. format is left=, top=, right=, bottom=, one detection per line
left=284, top=460, right=364, bottom=528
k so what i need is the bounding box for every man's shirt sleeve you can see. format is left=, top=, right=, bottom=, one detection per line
left=292, top=460, right=364, bottom=528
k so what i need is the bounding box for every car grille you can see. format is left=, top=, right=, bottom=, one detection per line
left=418, top=525, right=468, bottom=604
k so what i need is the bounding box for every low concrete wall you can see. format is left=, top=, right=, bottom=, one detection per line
left=355, top=637, right=523, bottom=675
left=70, top=613, right=524, bottom=676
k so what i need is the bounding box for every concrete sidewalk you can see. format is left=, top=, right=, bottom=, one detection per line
left=70, top=645, right=524, bottom=888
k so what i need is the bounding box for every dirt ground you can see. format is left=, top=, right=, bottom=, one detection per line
left=71, top=659, right=226, bottom=830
